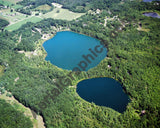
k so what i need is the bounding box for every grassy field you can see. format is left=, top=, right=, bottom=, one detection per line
left=5, top=16, right=42, bottom=31
left=1, top=3, right=85, bottom=31
left=0, top=9, right=26, bottom=23
left=36, top=4, right=52, bottom=11
left=0, top=0, right=22, bottom=6
left=41, top=8, right=85, bottom=21
left=0, top=0, right=13, bottom=6
left=12, top=4, right=23, bottom=9
left=0, top=65, right=4, bottom=77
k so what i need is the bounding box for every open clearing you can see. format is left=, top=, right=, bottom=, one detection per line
left=36, top=4, right=52, bottom=11
left=12, top=4, right=23, bottom=9
left=41, top=8, right=85, bottom=21
left=5, top=16, right=42, bottom=31
left=0, top=0, right=22, bottom=6
left=0, top=8, right=26, bottom=23
left=1, top=2, right=85, bottom=31
left=0, top=65, right=4, bottom=77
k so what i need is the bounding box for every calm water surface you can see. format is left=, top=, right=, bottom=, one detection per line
left=43, top=31, right=107, bottom=71
left=143, top=0, right=160, bottom=2
left=76, top=77, right=130, bottom=113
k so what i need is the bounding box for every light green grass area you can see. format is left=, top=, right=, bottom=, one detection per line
left=12, top=4, right=23, bottom=9
left=5, top=16, right=42, bottom=31
left=0, top=65, right=4, bottom=77
left=0, top=0, right=12, bottom=6
left=0, top=9, right=26, bottom=23
left=1, top=4, right=85, bottom=31
left=36, top=4, right=52, bottom=11
left=0, top=0, right=22, bottom=6
left=41, top=8, right=85, bottom=21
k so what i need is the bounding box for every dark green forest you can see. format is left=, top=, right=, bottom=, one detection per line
left=17, top=0, right=124, bottom=12
left=0, top=99, right=33, bottom=128
left=17, top=0, right=53, bottom=7
left=0, top=0, right=160, bottom=128
left=0, top=19, right=9, bottom=30
left=52, top=0, right=121, bottom=12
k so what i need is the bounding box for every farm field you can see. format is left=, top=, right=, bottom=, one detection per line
left=41, top=8, right=85, bottom=21
left=5, top=16, right=42, bottom=31
left=0, top=0, right=22, bottom=6
left=12, top=4, right=23, bottom=9
left=35, top=4, right=52, bottom=11
left=0, top=8, right=26, bottom=23
left=1, top=4, right=85, bottom=31
left=0, top=65, right=4, bottom=77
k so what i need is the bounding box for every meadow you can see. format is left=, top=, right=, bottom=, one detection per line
left=0, top=65, right=4, bottom=77
left=0, top=0, right=22, bottom=6
left=35, top=4, right=52, bottom=11
left=5, top=16, right=42, bottom=31
left=41, top=8, right=85, bottom=21
left=0, top=9, right=26, bottom=23
left=1, top=3, right=85, bottom=31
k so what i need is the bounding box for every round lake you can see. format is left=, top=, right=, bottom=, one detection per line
left=43, top=31, right=107, bottom=71
left=76, top=77, right=130, bottom=113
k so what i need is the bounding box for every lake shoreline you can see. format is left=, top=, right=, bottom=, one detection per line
left=42, top=31, right=107, bottom=71
left=76, top=77, right=130, bottom=113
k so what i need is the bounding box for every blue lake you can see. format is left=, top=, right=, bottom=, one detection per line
left=76, top=77, right=130, bottom=113
left=43, top=31, right=107, bottom=71
left=143, top=0, right=160, bottom=2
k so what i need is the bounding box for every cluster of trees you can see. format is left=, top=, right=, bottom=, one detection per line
left=15, top=8, right=32, bottom=15
left=17, top=0, right=123, bottom=13
left=0, top=3, right=4, bottom=9
left=34, top=6, right=54, bottom=14
left=52, top=0, right=122, bottom=12
left=12, top=22, right=41, bottom=51
left=0, top=19, right=9, bottom=31
left=16, top=0, right=54, bottom=15
left=0, top=99, right=33, bottom=128
left=52, top=0, right=90, bottom=12
left=0, top=0, right=160, bottom=127
left=17, top=0, right=53, bottom=9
